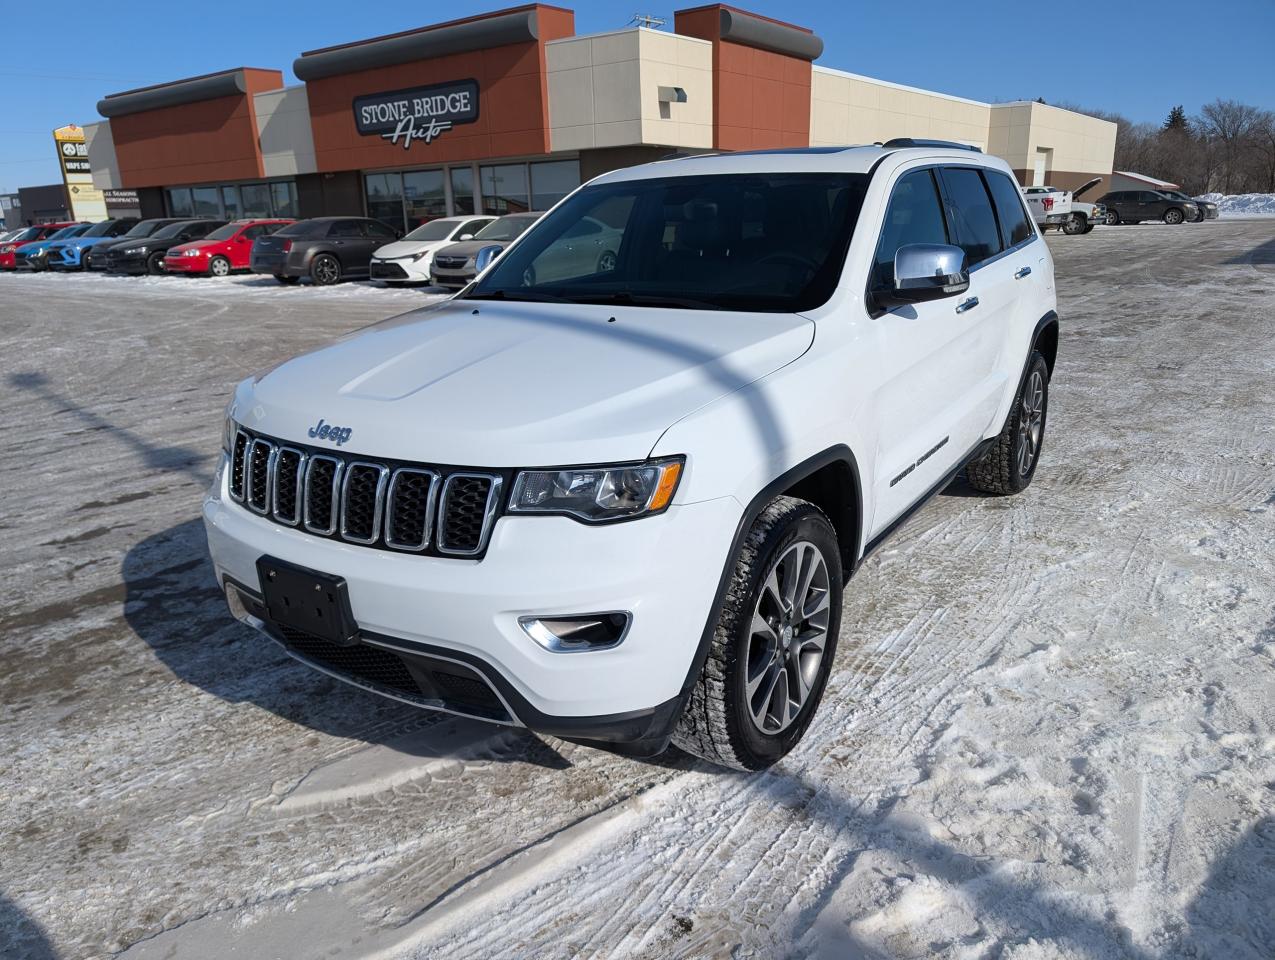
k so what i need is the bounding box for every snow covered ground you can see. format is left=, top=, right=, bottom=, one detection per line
left=1, top=221, right=1273, bottom=960
left=1197, top=192, right=1275, bottom=218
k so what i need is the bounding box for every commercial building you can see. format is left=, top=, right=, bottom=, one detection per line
left=83, top=3, right=1116, bottom=232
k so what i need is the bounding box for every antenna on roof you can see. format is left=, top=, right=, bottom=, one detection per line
left=629, top=13, right=666, bottom=29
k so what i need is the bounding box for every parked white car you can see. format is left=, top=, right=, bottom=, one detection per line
left=369, top=215, right=496, bottom=284
left=206, top=143, right=1058, bottom=770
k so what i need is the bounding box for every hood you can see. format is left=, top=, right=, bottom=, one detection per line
left=1072, top=177, right=1103, bottom=200
left=172, top=238, right=220, bottom=253
left=238, top=299, right=815, bottom=466
left=373, top=240, right=448, bottom=259
left=432, top=239, right=509, bottom=261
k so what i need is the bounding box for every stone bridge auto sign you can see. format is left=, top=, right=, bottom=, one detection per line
left=353, top=80, right=480, bottom=151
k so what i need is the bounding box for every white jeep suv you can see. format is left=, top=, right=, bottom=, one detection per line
left=205, top=142, right=1057, bottom=770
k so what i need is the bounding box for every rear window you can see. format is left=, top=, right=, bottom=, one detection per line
left=275, top=220, right=329, bottom=239
left=941, top=167, right=1003, bottom=267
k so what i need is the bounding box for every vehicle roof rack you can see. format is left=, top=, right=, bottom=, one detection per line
left=880, top=138, right=982, bottom=152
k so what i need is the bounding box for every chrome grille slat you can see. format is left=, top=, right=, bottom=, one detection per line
left=437, top=473, right=503, bottom=556
left=230, top=428, right=502, bottom=558
left=271, top=447, right=307, bottom=526
left=340, top=462, right=390, bottom=545
left=246, top=439, right=276, bottom=514
left=303, top=455, right=344, bottom=536
left=385, top=468, right=439, bottom=551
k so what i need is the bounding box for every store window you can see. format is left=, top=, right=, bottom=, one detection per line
left=167, top=187, right=193, bottom=218
left=480, top=164, right=529, bottom=215
left=241, top=184, right=272, bottom=219
left=404, top=169, right=446, bottom=227
left=270, top=182, right=298, bottom=220
left=530, top=160, right=580, bottom=211
left=451, top=167, right=476, bottom=215
left=365, top=173, right=404, bottom=233
left=192, top=186, right=220, bottom=218
left=221, top=186, right=242, bottom=221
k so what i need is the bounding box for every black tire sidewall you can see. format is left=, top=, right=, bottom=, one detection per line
left=146, top=253, right=164, bottom=275
left=728, top=507, right=842, bottom=767
left=1013, top=353, right=1050, bottom=489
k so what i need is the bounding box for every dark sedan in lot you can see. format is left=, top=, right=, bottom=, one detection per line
left=90, top=219, right=191, bottom=270
left=102, top=219, right=227, bottom=275
left=249, top=217, right=399, bottom=285
left=1099, top=190, right=1199, bottom=225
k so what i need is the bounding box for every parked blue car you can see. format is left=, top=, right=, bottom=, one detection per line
left=14, top=224, right=92, bottom=271
left=47, top=218, right=140, bottom=270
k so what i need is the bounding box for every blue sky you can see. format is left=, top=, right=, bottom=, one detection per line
left=3, top=0, right=1273, bottom=193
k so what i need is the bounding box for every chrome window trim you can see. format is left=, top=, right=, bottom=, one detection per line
left=384, top=468, right=440, bottom=552
left=245, top=438, right=277, bottom=515
left=339, top=462, right=391, bottom=545
left=271, top=446, right=308, bottom=526
left=303, top=454, right=345, bottom=536
left=437, top=472, right=504, bottom=556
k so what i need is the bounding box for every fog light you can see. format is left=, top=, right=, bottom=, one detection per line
left=519, top=613, right=631, bottom=652
left=224, top=583, right=266, bottom=627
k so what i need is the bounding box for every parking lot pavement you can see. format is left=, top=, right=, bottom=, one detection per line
left=2, top=221, right=1274, bottom=960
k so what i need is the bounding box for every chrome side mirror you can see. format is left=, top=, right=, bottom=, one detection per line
left=885, top=243, right=969, bottom=305
left=458, top=233, right=474, bottom=240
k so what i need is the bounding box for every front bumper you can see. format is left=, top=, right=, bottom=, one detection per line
left=430, top=268, right=474, bottom=289
left=163, top=255, right=209, bottom=273
left=371, top=256, right=430, bottom=282
left=203, top=455, right=738, bottom=737
left=47, top=248, right=82, bottom=269
left=105, top=251, right=150, bottom=274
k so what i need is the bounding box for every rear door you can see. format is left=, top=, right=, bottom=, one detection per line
left=327, top=220, right=367, bottom=270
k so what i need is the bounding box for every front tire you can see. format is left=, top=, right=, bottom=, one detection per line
left=673, top=496, right=842, bottom=771
left=966, top=351, right=1049, bottom=495
left=1062, top=215, right=1086, bottom=235
left=1164, top=208, right=1184, bottom=225
left=145, top=252, right=165, bottom=275
left=209, top=256, right=231, bottom=277
left=1105, top=210, right=1120, bottom=225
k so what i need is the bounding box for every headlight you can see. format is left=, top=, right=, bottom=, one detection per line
left=222, top=408, right=236, bottom=455
left=409, top=250, right=432, bottom=262
left=509, top=458, right=684, bottom=522
left=185, top=249, right=201, bottom=257
left=1, top=245, right=13, bottom=254
left=124, top=246, right=147, bottom=255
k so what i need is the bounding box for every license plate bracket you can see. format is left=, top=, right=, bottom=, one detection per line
left=256, top=556, right=359, bottom=646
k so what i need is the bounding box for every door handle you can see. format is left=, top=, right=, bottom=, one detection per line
left=955, top=296, right=979, bottom=314
left=1014, top=266, right=1032, bottom=279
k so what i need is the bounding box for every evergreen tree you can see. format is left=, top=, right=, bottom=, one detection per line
left=1164, top=105, right=1188, bottom=131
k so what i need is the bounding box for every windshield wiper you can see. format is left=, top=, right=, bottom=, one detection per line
left=565, top=291, right=721, bottom=311
left=465, top=288, right=575, bottom=304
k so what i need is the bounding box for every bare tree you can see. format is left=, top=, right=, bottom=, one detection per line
left=1250, top=112, right=1275, bottom=194
left=1198, top=99, right=1263, bottom=193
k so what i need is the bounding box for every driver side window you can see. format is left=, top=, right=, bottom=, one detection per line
left=873, top=169, right=949, bottom=289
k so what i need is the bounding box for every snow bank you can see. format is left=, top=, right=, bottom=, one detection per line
left=1196, top=192, right=1275, bottom=218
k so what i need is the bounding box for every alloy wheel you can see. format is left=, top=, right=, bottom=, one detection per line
left=746, top=540, right=831, bottom=735
left=314, top=257, right=339, bottom=284
left=210, top=257, right=230, bottom=277
left=1017, top=369, right=1045, bottom=477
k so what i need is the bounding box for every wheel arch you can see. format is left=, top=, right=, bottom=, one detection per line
left=1033, top=311, right=1059, bottom=378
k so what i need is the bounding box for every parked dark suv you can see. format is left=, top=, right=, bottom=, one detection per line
left=250, top=217, right=400, bottom=285
left=1099, top=190, right=1198, bottom=225
left=103, top=219, right=228, bottom=275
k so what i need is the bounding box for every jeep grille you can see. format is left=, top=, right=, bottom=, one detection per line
left=227, top=428, right=503, bottom=558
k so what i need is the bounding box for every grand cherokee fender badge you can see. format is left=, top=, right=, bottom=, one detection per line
left=308, top=418, right=353, bottom=446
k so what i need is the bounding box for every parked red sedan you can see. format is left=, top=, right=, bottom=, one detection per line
left=162, top=219, right=294, bottom=276
left=0, top=222, right=82, bottom=270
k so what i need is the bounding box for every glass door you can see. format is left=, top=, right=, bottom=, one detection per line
left=403, top=170, right=446, bottom=228
left=364, top=173, right=405, bottom=234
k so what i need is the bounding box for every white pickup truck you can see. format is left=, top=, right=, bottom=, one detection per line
left=1022, top=178, right=1105, bottom=235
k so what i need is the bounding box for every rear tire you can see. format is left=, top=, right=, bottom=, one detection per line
left=672, top=496, right=842, bottom=771
left=209, top=256, right=231, bottom=277
left=310, top=254, right=341, bottom=286
left=966, top=351, right=1049, bottom=496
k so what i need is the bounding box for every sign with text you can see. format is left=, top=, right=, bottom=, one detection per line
left=353, top=79, right=480, bottom=152
left=52, top=124, right=107, bottom=221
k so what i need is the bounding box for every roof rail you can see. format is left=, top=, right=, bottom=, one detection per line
left=880, top=138, right=982, bottom=152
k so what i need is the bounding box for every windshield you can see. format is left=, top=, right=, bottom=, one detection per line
left=122, top=220, right=166, bottom=238
left=45, top=226, right=81, bottom=241
left=404, top=220, right=459, bottom=242
left=474, top=216, right=539, bottom=242
left=81, top=220, right=121, bottom=238
left=151, top=221, right=195, bottom=240
left=1162, top=191, right=1189, bottom=201
left=11, top=227, right=44, bottom=242
left=204, top=223, right=242, bottom=241
left=468, top=173, right=868, bottom=312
